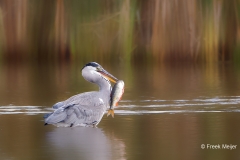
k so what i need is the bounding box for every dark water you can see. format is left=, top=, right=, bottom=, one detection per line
left=0, top=61, right=240, bottom=160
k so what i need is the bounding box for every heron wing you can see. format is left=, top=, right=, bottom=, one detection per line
left=51, top=91, right=99, bottom=109
left=52, top=102, right=64, bottom=109
left=45, top=97, right=106, bottom=126
left=65, top=104, right=105, bottom=126
left=45, top=104, right=105, bottom=127
left=44, top=92, right=107, bottom=127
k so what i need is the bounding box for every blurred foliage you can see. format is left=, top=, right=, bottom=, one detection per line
left=0, top=0, right=240, bottom=63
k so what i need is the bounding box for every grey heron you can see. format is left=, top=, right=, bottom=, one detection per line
left=44, top=62, right=118, bottom=127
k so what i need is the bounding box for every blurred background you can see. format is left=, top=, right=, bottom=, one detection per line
left=0, top=0, right=240, bottom=63
left=1, top=1, right=240, bottom=160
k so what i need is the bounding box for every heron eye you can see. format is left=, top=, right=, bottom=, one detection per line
left=97, top=67, right=102, bottom=71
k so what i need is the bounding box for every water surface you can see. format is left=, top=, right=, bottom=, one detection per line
left=0, top=62, right=240, bottom=160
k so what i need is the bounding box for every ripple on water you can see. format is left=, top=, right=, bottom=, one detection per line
left=1, top=96, right=240, bottom=115
left=0, top=106, right=50, bottom=115
left=118, top=96, right=240, bottom=114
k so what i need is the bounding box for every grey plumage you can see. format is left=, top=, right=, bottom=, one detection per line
left=44, top=62, right=118, bottom=127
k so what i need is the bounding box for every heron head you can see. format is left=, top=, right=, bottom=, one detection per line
left=82, top=62, right=118, bottom=83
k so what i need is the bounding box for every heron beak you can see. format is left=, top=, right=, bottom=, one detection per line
left=98, top=69, right=118, bottom=83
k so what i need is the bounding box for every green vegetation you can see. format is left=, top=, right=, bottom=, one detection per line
left=0, top=0, right=240, bottom=63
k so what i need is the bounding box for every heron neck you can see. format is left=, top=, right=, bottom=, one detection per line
left=98, top=79, right=112, bottom=94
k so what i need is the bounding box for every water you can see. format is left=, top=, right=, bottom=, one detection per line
left=0, top=62, right=240, bottom=160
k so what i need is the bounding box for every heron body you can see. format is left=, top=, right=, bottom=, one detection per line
left=44, top=62, right=118, bottom=127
